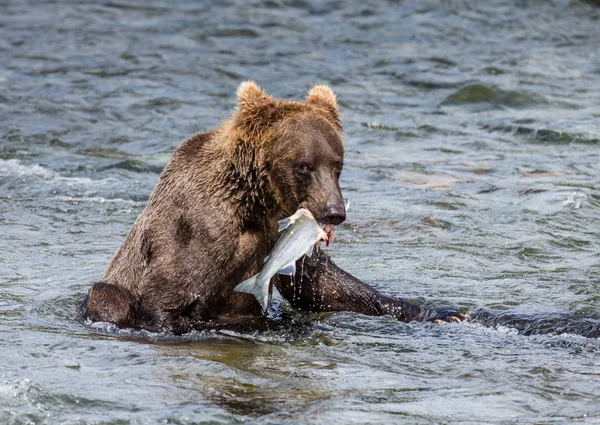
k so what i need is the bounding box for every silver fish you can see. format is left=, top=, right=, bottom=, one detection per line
left=234, top=208, right=328, bottom=312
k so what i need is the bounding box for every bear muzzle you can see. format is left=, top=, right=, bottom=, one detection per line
left=322, top=203, right=346, bottom=225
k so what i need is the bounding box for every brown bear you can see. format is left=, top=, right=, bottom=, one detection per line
left=84, top=82, right=436, bottom=334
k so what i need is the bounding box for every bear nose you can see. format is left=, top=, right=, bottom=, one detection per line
left=323, top=204, right=346, bottom=225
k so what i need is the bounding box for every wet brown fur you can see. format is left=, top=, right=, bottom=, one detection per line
left=86, top=82, right=346, bottom=332
left=85, top=82, right=431, bottom=334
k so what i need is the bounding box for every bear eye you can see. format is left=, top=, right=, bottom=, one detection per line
left=334, top=162, right=343, bottom=178
left=296, top=162, right=311, bottom=174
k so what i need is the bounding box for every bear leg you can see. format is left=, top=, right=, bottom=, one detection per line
left=275, top=250, right=422, bottom=321
left=84, top=282, right=136, bottom=328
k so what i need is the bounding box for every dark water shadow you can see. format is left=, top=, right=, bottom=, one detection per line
left=469, top=307, right=600, bottom=338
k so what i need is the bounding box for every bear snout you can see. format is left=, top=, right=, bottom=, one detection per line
left=322, top=203, right=346, bottom=225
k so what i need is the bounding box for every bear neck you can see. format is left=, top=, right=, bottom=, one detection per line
left=214, top=132, right=279, bottom=233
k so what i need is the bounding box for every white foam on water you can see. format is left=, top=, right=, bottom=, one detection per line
left=0, top=159, right=130, bottom=202
left=0, top=159, right=100, bottom=187
left=461, top=320, right=520, bottom=337
left=85, top=318, right=207, bottom=341
left=0, top=158, right=94, bottom=186
left=563, top=191, right=587, bottom=209
left=51, top=195, right=138, bottom=205
left=0, top=378, right=34, bottom=403
left=0, top=159, right=55, bottom=179
left=87, top=319, right=121, bottom=333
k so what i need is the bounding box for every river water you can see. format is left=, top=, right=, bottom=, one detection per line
left=1, top=1, right=599, bottom=423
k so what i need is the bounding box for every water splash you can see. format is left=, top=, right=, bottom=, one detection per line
left=563, top=192, right=587, bottom=209
left=0, top=158, right=55, bottom=179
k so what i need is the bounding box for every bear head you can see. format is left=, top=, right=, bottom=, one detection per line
left=229, top=81, right=346, bottom=228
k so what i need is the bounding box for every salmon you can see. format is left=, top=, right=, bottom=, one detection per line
left=234, top=208, right=328, bottom=312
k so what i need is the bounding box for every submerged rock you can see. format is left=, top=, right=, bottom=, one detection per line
left=442, top=84, right=542, bottom=108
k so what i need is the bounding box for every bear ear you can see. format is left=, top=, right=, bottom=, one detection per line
left=305, top=84, right=342, bottom=131
left=236, top=81, right=273, bottom=115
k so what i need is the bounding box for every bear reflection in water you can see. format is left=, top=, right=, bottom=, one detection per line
left=84, top=81, right=462, bottom=334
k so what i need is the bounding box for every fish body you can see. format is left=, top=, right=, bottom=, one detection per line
left=234, top=208, right=328, bottom=312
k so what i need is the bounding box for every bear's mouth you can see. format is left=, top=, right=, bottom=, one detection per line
left=323, top=224, right=334, bottom=248
left=322, top=199, right=347, bottom=247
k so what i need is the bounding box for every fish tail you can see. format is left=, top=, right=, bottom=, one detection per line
left=233, top=274, right=269, bottom=312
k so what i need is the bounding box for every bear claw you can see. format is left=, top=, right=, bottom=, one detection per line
left=433, top=313, right=466, bottom=324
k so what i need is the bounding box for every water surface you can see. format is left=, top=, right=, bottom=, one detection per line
left=1, top=1, right=599, bottom=423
